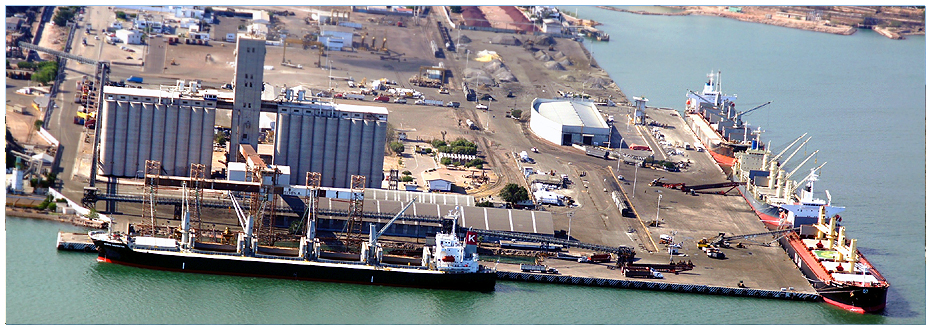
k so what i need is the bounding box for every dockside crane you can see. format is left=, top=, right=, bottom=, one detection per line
left=362, top=199, right=417, bottom=265
left=228, top=191, right=256, bottom=256
left=697, top=228, right=796, bottom=249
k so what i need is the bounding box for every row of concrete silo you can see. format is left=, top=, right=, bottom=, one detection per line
left=98, top=99, right=215, bottom=177
left=273, top=111, right=386, bottom=188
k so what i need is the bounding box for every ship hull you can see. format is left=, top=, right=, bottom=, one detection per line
left=777, top=233, right=887, bottom=313
left=735, top=184, right=783, bottom=225
left=93, top=239, right=497, bottom=292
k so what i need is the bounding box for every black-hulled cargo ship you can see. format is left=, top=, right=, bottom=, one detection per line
left=90, top=203, right=496, bottom=292
left=91, top=231, right=496, bottom=291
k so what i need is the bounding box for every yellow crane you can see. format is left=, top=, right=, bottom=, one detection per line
left=282, top=36, right=325, bottom=68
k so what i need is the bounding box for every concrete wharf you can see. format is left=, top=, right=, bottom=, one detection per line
left=496, top=271, right=820, bottom=302
left=56, top=231, right=96, bottom=252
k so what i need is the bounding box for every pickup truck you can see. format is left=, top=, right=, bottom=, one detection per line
left=374, top=95, right=390, bottom=102
left=475, top=103, right=488, bottom=110
left=446, top=101, right=460, bottom=108
left=520, top=264, right=559, bottom=274
left=126, top=76, right=143, bottom=83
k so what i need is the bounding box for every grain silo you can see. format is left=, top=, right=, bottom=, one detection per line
left=273, top=102, right=388, bottom=189
left=98, top=85, right=217, bottom=177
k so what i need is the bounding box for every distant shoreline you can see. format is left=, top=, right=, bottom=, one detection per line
left=6, top=207, right=104, bottom=229
left=593, top=5, right=924, bottom=38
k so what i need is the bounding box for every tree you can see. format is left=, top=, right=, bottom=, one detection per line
left=402, top=170, right=412, bottom=175
left=390, top=141, right=405, bottom=155
left=449, top=6, right=462, bottom=13
left=466, top=158, right=485, bottom=168
left=400, top=175, right=414, bottom=182
left=115, top=11, right=127, bottom=20
left=440, top=157, right=453, bottom=166
left=30, top=61, right=58, bottom=85
left=499, top=183, right=529, bottom=204
left=34, top=120, right=44, bottom=131
left=476, top=200, right=494, bottom=208
left=53, top=7, right=79, bottom=26
left=511, top=109, right=523, bottom=118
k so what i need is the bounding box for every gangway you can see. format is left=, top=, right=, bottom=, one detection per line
left=470, top=228, right=635, bottom=263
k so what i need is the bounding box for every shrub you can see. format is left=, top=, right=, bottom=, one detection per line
left=466, top=158, right=485, bottom=168
left=400, top=175, right=414, bottom=182
left=115, top=11, right=127, bottom=20
left=476, top=201, right=494, bottom=207
left=499, top=183, right=529, bottom=204
left=441, top=157, right=453, bottom=165
left=431, top=139, right=447, bottom=148
left=511, top=109, right=522, bottom=118
left=390, top=141, right=405, bottom=155
left=402, top=170, right=412, bottom=175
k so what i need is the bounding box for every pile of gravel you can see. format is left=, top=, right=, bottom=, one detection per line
left=534, top=50, right=552, bottom=62
left=530, top=35, right=556, bottom=46
left=560, top=75, right=577, bottom=82
left=544, top=61, right=565, bottom=71
left=491, top=35, right=521, bottom=46
left=456, top=35, right=472, bottom=44
left=583, top=76, right=611, bottom=89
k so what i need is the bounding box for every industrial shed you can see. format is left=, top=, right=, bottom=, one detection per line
left=528, top=98, right=610, bottom=147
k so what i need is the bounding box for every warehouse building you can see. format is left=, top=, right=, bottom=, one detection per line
left=528, top=98, right=611, bottom=147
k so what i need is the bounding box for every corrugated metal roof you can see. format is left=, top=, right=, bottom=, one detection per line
left=535, top=99, right=609, bottom=129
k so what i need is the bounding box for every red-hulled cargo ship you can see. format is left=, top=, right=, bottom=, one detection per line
left=778, top=207, right=888, bottom=313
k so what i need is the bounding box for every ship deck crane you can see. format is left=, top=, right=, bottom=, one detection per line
left=364, top=199, right=417, bottom=265
left=733, top=100, right=771, bottom=125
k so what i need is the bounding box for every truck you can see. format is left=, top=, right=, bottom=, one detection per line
left=415, top=99, right=444, bottom=106
left=520, top=264, right=559, bottom=274
left=345, top=93, right=366, bottom=100
left=446, top=101, right=460, bottom=108
left=374, top=95, right=390, bottom=102
left=577, top=253, right=612, bottom=263
left=623, top=266, right=664, bottom=279
left=126, top=76, right=143, bottom=83
left=586, top=148, right=609, bottom=159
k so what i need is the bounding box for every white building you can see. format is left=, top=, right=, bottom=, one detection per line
left=541, top=18, right=564, bottom=34
left=529, top=98, right=611, bottom=147
left=320, top=26, right=354, bottom=51
left=115, top=29, right=143, bottom=44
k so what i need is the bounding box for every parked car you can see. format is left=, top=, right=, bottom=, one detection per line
left=475, top=104, right=488, bottom=110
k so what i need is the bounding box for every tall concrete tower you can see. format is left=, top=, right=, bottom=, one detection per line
left=230, top=36, right=266, bottom=162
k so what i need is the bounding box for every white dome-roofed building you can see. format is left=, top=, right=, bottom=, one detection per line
left=529, top=98, right=611, bottom=147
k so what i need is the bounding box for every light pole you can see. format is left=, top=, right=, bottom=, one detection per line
left=567, top=211, right=574, bottom=239
left=654, top=193, right=662, bottom=227
left=632, top=164, right=638, bottom=196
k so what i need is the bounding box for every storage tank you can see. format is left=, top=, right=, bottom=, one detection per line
left=297, top=113, right=314, bottom=185
left=371, top=121, right=387, bottom=186
left=112, top=101, right=129, bottom=177
left=99, top=100, right=117, bottom=174
left=311, top=113, right=327, bottom=176
left=201, top=107, right=216, bottom=172
left=162, top=103, right=178, bottom=176
left=334, top=117, right=351, bottom=188
left=125, top=102, right=141, bottom=177
left=347, top=119, right=363, bottom=182
left=187, top=107, right=204, bottom=173
left=287, top=112, right=301, bottom=172
left=358, top=120, right=375, bottom=184
left=274, top=112, right=289, bottom=167
left=137, top=103, right=154, bottom=176
left=174, top=103, right=191, bottom=176
left=11, top=168, right=24, bottom=193
left=323, top=117, right=339, bottom=187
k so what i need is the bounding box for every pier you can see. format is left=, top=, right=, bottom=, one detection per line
left=56, top=231, right=96, bottom=252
